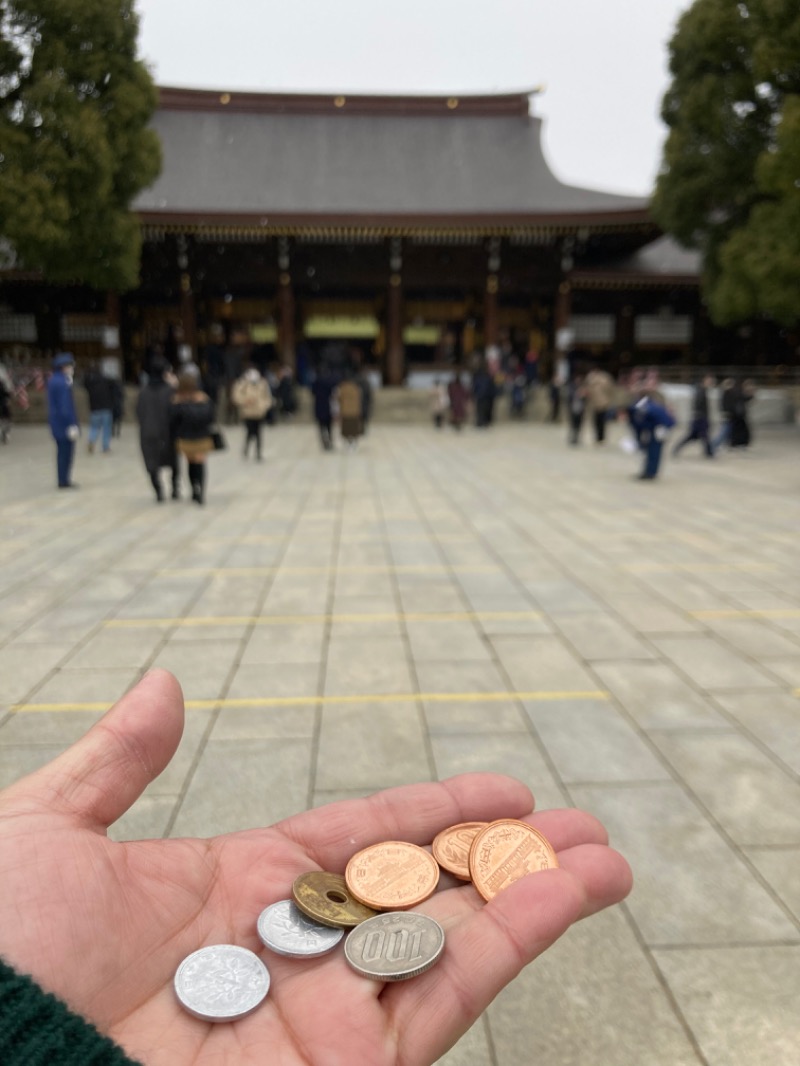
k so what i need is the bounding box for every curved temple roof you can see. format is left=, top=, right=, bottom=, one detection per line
left=135, top=88, right=650, bottom=228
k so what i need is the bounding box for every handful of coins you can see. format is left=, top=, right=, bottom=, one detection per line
left=174, top=818, right=558, bottom=1022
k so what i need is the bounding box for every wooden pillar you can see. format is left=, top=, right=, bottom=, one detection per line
left=554, top=282, right=572, bottom=335
left=386, top=275, right=404, bottom=385
left=615, top=303, right=634, bottom=357
left=179, top=274, right=197, bottom=353
left=484, top=276, right=499, bottom=351
left=277, top=274, right=295, bottom=368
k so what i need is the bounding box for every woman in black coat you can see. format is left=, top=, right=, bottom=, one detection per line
left=136, top=359, right=179, bottom=502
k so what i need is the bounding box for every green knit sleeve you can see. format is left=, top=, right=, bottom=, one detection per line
left=0, top=959, right=142, bottom=1065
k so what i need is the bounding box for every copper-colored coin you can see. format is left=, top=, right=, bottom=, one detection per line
left=292, top=871, right=377, bottom=929
left=468, top=819, right=558, bottom=901
left=432, top=822, right=487, bottom=880
left=345, top=841, right=440, bottom=910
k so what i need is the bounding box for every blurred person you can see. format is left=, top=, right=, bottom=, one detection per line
left=585, top=365, right=615, bottom=444
left=730, top=378, right=755, bottom=448
left=631, top=389, right=676, bottom=480
left=356, top=364, right=373, bottom=434
left=337, top=371, right=363, bottom=449
left=712, top=377, right=735, bottom=451
left=472, top=357, right=495, bottom=428
left=111, top=376, right=125, bottom=439
left=276, top=364, right=298, bottom=417
left=672, top=374, right=715, bottom=459
left=83, top=361, right=115, bottom=454
left=508, top=357, right=527, bottom=419
left=170, top=372, right=215, bottom=505
left=47, top=352, right=80, bottom=489
left=567, top=372, right=588, bottom=446
left=549, top=352, right=569, bottom=421
left=223, top=332, right=247, bottom=424
left=447, top=372, right=469, bottom=430
left=312, top=363, right=337, bottom=450
left=203, top=324, right=226, bottom=410
left=0, top=363, right=12, bottom=443
left=136, top=357, right=179, bottom=503
left=231, top=365, right=273, bottom=461
left=431, top=377, right=448, bottom=429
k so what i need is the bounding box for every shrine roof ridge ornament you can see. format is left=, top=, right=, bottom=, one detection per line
left=156, top=86, right=539, bottom=118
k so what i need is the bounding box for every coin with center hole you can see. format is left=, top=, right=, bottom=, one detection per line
left=257, top=899, right=344, bottom=957
left=174, top=944, right=270, bottom=1022
left=293, top=871, right=378, bottom=928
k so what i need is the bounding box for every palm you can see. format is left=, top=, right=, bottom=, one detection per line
left=0, top=672, right=631, bottom=1066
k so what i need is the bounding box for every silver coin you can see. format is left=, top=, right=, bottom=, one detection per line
left=257, top=899, right=344, bottom=958
left=344, top=912, right=445, bottom=982
left=174, top=944, right=270, bottom=1022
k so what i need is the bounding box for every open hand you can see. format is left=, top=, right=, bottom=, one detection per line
left=0, top=670, right=632, bottom=1065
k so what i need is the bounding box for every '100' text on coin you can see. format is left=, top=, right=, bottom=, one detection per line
left=344, top=912, right=445, bottom=981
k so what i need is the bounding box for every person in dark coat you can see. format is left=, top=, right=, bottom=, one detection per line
left=136, top=358, right=179, bottom=502
left=47, top=352, right=80, bottom=489
left=730, top=378, right=755, bottom=448
left=472, top=359, right=495, bottom=428
left=83, top=362, right=116, bottom=454
left=672, top=374, right=715, bottom=459
left=356, top=367, right=373, bottom=434
left=312, top=365, right=337, bottom=450
left=111, top=377, right=124, bottom=439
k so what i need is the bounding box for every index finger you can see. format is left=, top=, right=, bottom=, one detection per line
left=275, top=773, right=534, bottom=870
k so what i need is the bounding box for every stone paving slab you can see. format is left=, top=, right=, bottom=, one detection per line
left=2, top=418, right=800, bottom=1065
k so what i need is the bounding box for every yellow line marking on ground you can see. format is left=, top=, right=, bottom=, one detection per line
left=10, top=690, right=609, bottom=713
left=691, top=609, right=800, bottom=620
left=105, top=610, right=544, bottom=629
left=626, top=563, right=777, bottom=574
left=160, top=565, right=501, bottom=576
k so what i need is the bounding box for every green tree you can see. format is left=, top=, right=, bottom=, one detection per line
left=653, top=0, right=800, bottom=326
left=0, top=0, right=161, bottom=291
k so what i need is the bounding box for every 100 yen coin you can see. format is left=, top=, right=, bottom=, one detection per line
left=344, top=912, right=445, bottom=981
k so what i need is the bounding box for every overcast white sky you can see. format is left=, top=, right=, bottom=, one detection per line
left=135, top=0, right=691, bottom=198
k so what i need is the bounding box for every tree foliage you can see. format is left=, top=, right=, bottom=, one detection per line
left=653, top=0, right=800, bottom=326
left=0, top=0, right=161, bottom=290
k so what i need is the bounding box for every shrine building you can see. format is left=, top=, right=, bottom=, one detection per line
left=3, top=86, right=791, bottom=379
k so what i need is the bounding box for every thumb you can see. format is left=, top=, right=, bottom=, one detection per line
left=4, top=670, right=184, bottom=830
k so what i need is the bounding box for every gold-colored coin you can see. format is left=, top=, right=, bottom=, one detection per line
left=293, top=871, right=378, bottom=929
left=345, top=841, right=440, bottom=910
left=468, top=819, right=558, bottom=902
left=432, top=822, right=487, bottom=880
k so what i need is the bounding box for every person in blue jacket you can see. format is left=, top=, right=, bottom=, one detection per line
left=631, top=390, right=676, bottom=480
left=47, top=352, right=80, bottom=488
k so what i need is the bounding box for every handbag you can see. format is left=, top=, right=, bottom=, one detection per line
left=210, top=425, right=226, bottom=451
